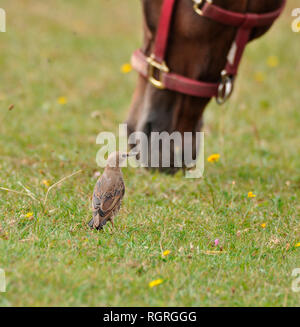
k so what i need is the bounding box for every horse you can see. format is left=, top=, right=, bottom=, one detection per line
left=126, top=0, right=285, bottom=171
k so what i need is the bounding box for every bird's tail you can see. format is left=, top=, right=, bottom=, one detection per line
left=88, top=217, right=108, bottom=230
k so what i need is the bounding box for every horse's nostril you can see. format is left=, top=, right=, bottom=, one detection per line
left=142, top=121, right=153, bottom=136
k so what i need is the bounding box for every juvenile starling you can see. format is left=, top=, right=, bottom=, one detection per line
left=88, top=151, right=133, bottom=230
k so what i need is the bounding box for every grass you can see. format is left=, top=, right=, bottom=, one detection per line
left=0, top=0, right=299, bottom=307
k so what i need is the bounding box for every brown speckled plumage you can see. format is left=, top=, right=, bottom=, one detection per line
left=88, top=152, right=127, bottom=230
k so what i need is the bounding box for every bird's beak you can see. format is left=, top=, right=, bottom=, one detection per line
left=127, top=152, right=138, bottom=157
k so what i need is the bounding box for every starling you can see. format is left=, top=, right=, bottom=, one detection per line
left=88, top=151, right=133, bottom=230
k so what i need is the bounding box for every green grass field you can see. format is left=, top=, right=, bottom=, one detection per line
left=0, top=0, right=299, bottom=306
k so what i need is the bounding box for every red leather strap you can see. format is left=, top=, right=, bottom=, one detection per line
left=222, top=0, right=286, bottom=76
left=164, top=72, right=218, bottom=98
left=153, top=0, right=176, bottom=63
left=225, top=27, right=252, bottom=76
left=131, top=49, right=219, bottom=97
left=201, top=0, right=286, bottom=27
left=131, top=49, right=148, bottom=77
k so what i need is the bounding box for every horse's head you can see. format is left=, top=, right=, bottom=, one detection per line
left=126, top=0, right=283, bottom=170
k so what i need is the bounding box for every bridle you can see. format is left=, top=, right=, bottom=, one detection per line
left=131, top=0, right=286, bottom=104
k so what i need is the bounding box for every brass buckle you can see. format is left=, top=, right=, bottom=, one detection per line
left=147, top=54, right=169, bottom=89
left=216, top=70, right=234, bottom=105
left=193, top=0, right=212, bottom=16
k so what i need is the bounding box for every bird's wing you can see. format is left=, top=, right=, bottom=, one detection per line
left=92, top=177, right=102, bottom=209
left=92, top=175, right=125, bottom=228
left=100, top=178, right=125, bottom=214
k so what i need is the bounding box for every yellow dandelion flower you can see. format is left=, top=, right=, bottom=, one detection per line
left=295, top=243, right=300, bottom=248
left=149, top=279, right=163, bottom=288
left=207, top=154, right=220, bottom=163
left=254, top=71, right=265, bottom=83
left=42, top=179, right=50, bottom=188
left=121, top=63, right=132, bottom=74
left=57, top=96, right=67, bottom=105
left=162, top=250, right=171, bottom=257
left=25, top=212, right=33, bottom=218
left=248, top=191, right=256, bottom=198
left=267, top=56, right=279, bottom=68
left=261, top=223, right=266, bottom=229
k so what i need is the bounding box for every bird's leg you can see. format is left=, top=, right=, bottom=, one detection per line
left=107, top=219, right=114, bottom=234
